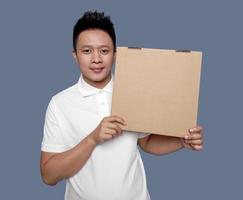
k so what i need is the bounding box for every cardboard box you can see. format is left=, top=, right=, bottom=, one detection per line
left=111, top=47, right=202, bottom=137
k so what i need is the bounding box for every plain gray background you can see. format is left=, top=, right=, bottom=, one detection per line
left=0, top=0, right=242, bottom=199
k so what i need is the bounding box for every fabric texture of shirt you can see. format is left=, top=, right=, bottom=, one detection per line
left=41, top=73, right=151, bottom=200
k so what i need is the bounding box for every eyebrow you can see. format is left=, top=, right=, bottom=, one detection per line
left=79, top=45, right=111, bottom=49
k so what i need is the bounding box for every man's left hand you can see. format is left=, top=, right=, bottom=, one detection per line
left=182, top=126, right=204, bottom=151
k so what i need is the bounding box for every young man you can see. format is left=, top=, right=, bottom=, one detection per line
left=40, top=11, right=203, bottom=200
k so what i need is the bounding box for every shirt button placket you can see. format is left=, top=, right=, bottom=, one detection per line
left=98, top=90, right=106, bottom=118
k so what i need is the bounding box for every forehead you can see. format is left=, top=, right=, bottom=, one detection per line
left=77, top=29, right=113, bottom=48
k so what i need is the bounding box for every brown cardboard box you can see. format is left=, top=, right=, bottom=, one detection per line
left=111, top=47, right=202, bottom=137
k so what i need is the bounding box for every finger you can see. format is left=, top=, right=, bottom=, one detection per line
left=106, top=123, right=123, bottom=134
left=106, top=125, right=123, bottom=136
left=189, top=125, right=203, bottom=133
left=192, top=144, right=203, bottom=151
left=114, top=122, right=124, bottom=134
left=185, top=139, right=203, bottom=145
left=106, top=123, right=120, bottom=130
left=103, top=133, right=113, bottom=140
left=106, top=115, right=126, bottom=125
left=186, top=133, right=203, bottom=140
left=185, top=130, right=203, bottom=140
left=105, top=128, right=117, bottom=136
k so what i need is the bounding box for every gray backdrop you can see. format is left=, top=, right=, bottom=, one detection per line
left=0, top=0, right=242, bottom=199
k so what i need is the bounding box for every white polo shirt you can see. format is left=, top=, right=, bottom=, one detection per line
left=41, top=73, right=151, bottom=200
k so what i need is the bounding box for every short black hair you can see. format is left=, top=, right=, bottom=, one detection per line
left=73, top=10, right=116, bottom=52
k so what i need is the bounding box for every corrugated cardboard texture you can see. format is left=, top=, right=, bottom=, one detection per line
left=111, top=47, right=202, bottom=137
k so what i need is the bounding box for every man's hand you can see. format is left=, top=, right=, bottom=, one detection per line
left=181, top=125, right=204, bottom=151
left=89, top=115, right=126, bottom=145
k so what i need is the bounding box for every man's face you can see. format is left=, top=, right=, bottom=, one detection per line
left=73, top=29, right=115, bottom=89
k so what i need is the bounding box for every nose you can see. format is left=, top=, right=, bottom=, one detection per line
left=91, top=50, right=102, bottom=63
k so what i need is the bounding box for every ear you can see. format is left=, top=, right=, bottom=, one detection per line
left=72, top=50, right=78, bottom=63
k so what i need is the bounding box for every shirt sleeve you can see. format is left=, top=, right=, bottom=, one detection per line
left=41, top=97, right=68, bottom=153
left=137, top=132, right=151, bottom=139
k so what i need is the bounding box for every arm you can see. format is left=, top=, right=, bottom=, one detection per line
left=40, top=134, right=96, bottom=186
left=138, top=134, right=183, bottom=155
left=40, top=116, right=126, bottom=186
left=138, top=126, right=203, bottom=155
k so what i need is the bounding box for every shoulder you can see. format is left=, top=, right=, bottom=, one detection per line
left=50, top=81, right=81, bottom=108
left=54, top=83, right=77, bottom=99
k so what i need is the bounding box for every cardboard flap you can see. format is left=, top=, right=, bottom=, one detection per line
left=111, top=47, right=202, bottom=137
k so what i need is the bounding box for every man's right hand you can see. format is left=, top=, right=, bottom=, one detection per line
left=89, top=115, right=127, bottom=145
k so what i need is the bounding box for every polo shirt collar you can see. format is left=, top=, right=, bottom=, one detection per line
left=78, top=73, right=113, bottom=97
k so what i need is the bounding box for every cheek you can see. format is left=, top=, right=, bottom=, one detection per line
left=77, top=56, right=90, bottom=68
left=104, top=55, right=115, bottom=66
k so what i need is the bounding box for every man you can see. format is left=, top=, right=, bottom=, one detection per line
left=40, top=10, right=203, bottom=200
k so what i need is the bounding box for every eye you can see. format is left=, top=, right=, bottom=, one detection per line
left=82, top=48, right=92, bottom=54
left=100, top=48, right=109, bottom=55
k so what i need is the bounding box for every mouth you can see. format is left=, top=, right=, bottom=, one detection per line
left=90, top=67, right=105, bottom=74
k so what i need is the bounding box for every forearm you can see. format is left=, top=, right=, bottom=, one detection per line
left=144, top=134, right=184, bottom=155
left=42, top=135, right=97, bottom=185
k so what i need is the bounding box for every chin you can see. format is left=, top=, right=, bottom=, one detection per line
left=86, top=72, right=111, bottom=82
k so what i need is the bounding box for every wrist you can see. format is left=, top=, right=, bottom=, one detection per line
left=87, top=134, right=98, bottom=146
left=180, top=138, right=186, bottom=148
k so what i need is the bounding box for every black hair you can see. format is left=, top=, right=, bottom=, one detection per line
left=73, top=10, right=116, bottom=52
